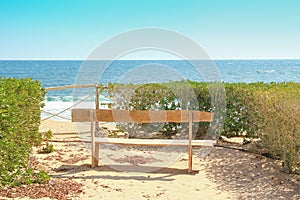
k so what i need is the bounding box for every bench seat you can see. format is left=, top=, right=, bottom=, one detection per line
left=81, top=137, right=216, bottom=147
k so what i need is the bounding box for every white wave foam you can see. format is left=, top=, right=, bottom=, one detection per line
left=41, top=100, right=110, bottom=121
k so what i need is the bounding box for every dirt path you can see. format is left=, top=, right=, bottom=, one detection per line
left=1, top=120, right=299, bottom=200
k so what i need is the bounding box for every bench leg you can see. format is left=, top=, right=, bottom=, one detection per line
left=188, top=111, right=193, bottom=173
left=91, top=143, right=99, bottom=168
left=188, top=145, right=193, bottom=173
left=90, top=110, right=96, bottom=168
left=95, top=143, right=99, bottom=166
left=91, top=142, right=95, bottom=168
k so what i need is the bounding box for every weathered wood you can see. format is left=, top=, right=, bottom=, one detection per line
left=94, top=143, right=99, bottom=167
left=188, top=111, right=193, bottom=173
left=72, top=109, right=214, bottom=123
left=95, top=82, right=100, bottom=131
left=45, top=84, right=95, bottom=91
left=72, top=108, right=215, bottom=172
left=90, top=110, right=96, bottom=168
left=79, top=138, right=216, bottom=147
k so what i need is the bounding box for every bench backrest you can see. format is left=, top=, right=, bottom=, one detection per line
left=72, top=109, right=213, bottom=123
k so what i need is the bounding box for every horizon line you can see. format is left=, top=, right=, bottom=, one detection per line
left=1, top=58, right=300, bottom=61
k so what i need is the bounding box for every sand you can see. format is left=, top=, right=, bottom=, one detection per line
left=3, top=120, right=299, bottom=200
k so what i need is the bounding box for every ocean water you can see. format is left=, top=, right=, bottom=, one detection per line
left=0, top=60, right=299, bottom=120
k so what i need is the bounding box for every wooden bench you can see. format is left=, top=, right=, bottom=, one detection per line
left=72, top=109, right=216, bottom=172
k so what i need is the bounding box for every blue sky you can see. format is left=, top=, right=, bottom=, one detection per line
left=0, top=0, right=299, bottom=59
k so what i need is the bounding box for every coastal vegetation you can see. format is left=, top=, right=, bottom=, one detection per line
left=37, top=130, right=55, bottom=154
left=251, top=82, right=300, bottom=174
left=0, top=77, right=47, bottom=188
left=106, top=81, right=300, bottom=174
left=0, top=77, right=299, bottom=189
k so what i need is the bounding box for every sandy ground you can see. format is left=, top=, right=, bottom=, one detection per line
left=2, top=120, right=299, bottom=200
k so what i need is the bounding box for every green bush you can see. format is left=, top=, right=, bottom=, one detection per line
left=252, top=82, right=300, bottom=174
left=107, top=83, right=183, bottom=137
left=0, top=77, right=46, bottom=188
left=13, top=169, right=50, bottom=186
left=38, top=130, right=55, bottom=154
left=189, top=81, right=257, bottom=138
left=130, top=83, right=181, bottom=137
left=106, top=81, right=251, bottom=138
left=38, top=143, right=55, bottom=154
left=105, top=81, right=300, bottom=174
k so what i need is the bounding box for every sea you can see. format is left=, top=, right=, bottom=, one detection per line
left=0, top=60, right=299, bottom=120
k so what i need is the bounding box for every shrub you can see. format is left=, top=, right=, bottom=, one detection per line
left=105, top=81, right=300, bottom=173
left=106, top=81, right=253, bottom=138
left=42, top=130, right=53, bottom=142
left=130, top=83, right=181, bottom=137
left=13, top=169, right=50, bottom=186
left=107, top=83, right=182, bottom=137
left=38, top=143, right=55, bottom=154
left=223, top=83, right=260, bottom=137
left=190, top=81, right=257, bottom=138
left=184, top=81, right=222, bottom=139
left=0, top=77, right=46, bottom=188
left=38, top=130, right=55, bottom=154
left=252, top=83, right=300, bottom=174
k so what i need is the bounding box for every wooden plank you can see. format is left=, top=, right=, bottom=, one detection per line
left=192, top=111, right=214, bottom=123
left=72, top=109, right=214, bottom=123
left=72, top=109, right=92, bottom=122
left=45, top=84, right=95, bottom=91
left=79, top=138, right=216, bottom=147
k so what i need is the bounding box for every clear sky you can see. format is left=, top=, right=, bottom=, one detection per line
left=0, top=0, right=300, bottom=60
